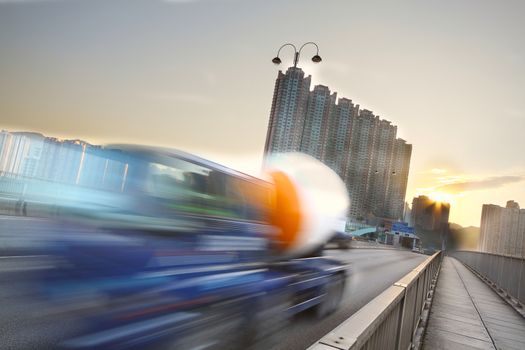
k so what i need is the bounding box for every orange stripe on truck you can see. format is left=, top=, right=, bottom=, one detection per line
left=269, top=170, right=302, bottom=250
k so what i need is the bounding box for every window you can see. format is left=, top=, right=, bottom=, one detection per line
left=143, top=156, right=270, bottom=222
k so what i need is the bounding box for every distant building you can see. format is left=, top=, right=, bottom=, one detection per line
left=411, top=195, right=450, bottom=232
left=403, top=201, right=412, bottom=224
left=264, top=67, right=412, bottom=222
left=385, top=221, right=420, bottom=249
left=0, top=130, right=127, bottom=191
left=0, top=130, right=13, bottom=173
left=479, top=201, right=525, bottom=258
left=0, top=131, right=44, bottom=177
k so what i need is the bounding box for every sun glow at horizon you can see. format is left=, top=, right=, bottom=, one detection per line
left=426, top=191, right=457, bottom=205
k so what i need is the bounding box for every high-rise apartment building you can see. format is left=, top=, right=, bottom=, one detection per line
left=300, top=85, right=336, bottom=161
left=264, top=67, right=311, bottom=154
left=264, top=68, right=412, bottom=221
left=324, top=98, right=355, bottom=178
left=366, top=119, right=397, bottom=217
left=479, top=201, right=525, bottom=258
left=344, top=110, right=377, bottom=220
left=385, top=140, right=412, bottom=220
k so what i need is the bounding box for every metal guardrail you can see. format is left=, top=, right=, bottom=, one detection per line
left=308, top=251, right=442, bottom=350
left=452, top=250, right=525, bottom=307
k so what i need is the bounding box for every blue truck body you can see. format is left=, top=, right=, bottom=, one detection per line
left=7, top=145, right=348, bottom=349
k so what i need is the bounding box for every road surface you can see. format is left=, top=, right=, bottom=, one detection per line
left=277, top=248, right=427, bottom=350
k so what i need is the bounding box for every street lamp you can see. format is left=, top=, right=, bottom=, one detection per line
left=272, top=42, right=322, bottom=68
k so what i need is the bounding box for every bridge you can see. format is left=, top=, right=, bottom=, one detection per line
left=348, top=227, right=377, bottom=237
left=1, top=216, right=524, bottom=350
left=308, top=250, right=525, bottom=350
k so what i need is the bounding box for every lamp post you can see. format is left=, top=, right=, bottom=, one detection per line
left=271, top=42, right=322, bottom=68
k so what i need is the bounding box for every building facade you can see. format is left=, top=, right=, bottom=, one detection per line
left=366, top=119, right=397, bottom=218
left=0, top=131, right=44, bottom=177
left=410, top=195, right=450, bottom=232
left=479, top=201, right=525, bottom=258
left=264, top=67, right=311, bottom=155
left=264, top=68, right=412, bottom=222
left=300, top=85, right=336, bottom=161
left=324, top=97, right=355, bottom=178
left=385, top=140, right=412, bottom=220
left=0, top=130, right=127, bottom=192
left=344, top=110, right=377, bottom=220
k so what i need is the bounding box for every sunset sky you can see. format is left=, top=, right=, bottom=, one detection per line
left=1, top=0, right=524, bottom=227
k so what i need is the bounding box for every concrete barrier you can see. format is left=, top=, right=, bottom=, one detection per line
left=308, top=251, right=442, bottom=350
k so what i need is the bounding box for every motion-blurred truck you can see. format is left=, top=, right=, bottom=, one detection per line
left=6, top=146, right=350, bottom=349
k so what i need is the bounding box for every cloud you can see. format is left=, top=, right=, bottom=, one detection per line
left=418, top=168, right=450, bottom=175
left=436, top=175, right=525, bottom=194
left=436, top=175, right=466, bottom=184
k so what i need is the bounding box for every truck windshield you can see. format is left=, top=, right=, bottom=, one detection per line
left=124, top=152, right=272, bottom=223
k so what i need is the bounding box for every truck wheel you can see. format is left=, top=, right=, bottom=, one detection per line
left=243, top=291, right=292, bottom=350
left=316, top=273, right=345, bottom=318
left=338, top=241, right=350, bottom=250
left=163, top=305, right=244, bottom=350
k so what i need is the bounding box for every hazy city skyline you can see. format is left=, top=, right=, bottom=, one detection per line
left=1, top=0, right=524, bottom=226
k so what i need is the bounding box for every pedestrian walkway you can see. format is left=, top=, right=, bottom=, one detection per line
left=423, top=256, right=525, bottom=350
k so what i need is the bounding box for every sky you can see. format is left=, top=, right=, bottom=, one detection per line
left=1, top=0, right=524, bottom=227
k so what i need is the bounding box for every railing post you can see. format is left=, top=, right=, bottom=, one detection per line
left=409, top=272, right=422, bottom=346
left=394, top=283, right=407, bottom=350
left=516, top=215, right=525, bottom=307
